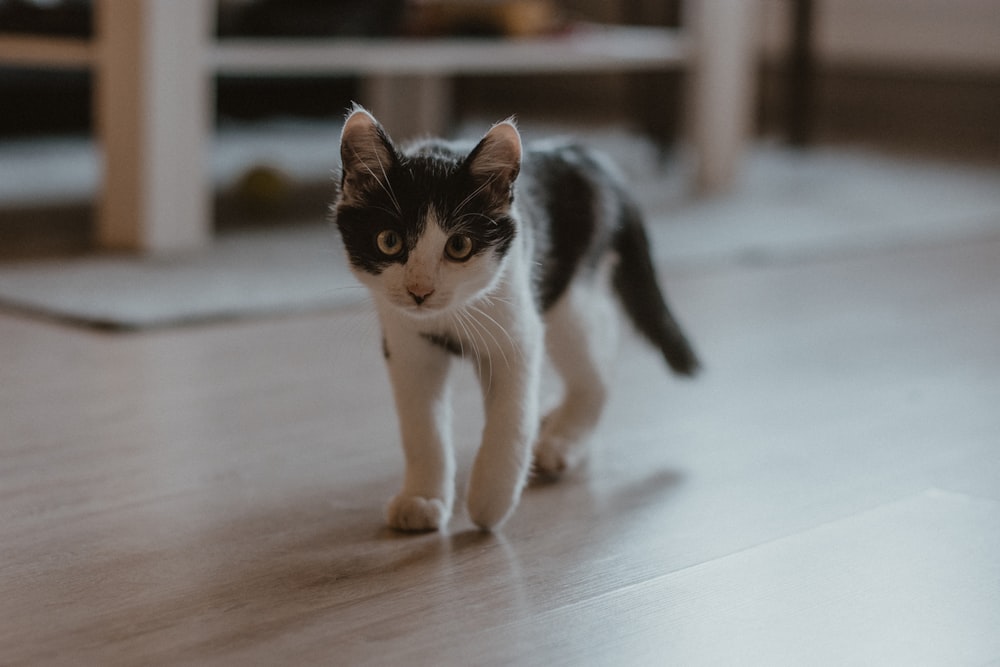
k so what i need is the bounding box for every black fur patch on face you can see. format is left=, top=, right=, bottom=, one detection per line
left=437, top=155, right=517, bottom=261
left=334, top=141, right=517, bottom=275
left=335, top=192, right=422, bottom=275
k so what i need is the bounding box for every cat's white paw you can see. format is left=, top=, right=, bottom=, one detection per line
left=533, top=434, right=584, bottom=480
left=533, top=443, right=568, bottom=479
left=466, top=490, right=517, bottom=531
left=533, top=413, right=562, bottom=478
left=385, top=494, right=450, bottom=532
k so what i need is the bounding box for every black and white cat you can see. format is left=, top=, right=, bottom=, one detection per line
left=332, top=106, right=698, bottom=532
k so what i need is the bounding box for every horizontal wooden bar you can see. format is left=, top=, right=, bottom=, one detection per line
left=0, top=34, right=94, bottom=68
left=212, top=26, right=689, bottom=76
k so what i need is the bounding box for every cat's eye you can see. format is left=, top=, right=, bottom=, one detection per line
left=445, top=234, right=474, bottom=261
left=376, top=229, right=403, bottom=257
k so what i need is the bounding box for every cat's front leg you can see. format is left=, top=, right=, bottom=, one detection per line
left=466, top=312, right=543, bottom=530
left=382, top=328, right=455, bottom=532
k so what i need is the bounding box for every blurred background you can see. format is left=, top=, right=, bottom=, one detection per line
left=3, top=6, right=1000, bottom=660
left=0, top=0, right=997, bottom=327
left=2, top=0, right=997, bottom=152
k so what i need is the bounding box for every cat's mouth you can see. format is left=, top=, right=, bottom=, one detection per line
left=395, top=294, right=448, bottom=317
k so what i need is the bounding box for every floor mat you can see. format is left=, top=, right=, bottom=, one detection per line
left=1, top=128, right=998, bottom=330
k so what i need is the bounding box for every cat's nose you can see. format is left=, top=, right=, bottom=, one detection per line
left=408, top=288, right=434, bottom=305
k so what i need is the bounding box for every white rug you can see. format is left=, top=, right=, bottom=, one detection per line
left=1, top=124, right=998, bottom=330
left=0, top=223, right=359, bottom=329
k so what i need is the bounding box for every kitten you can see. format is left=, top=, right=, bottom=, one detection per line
left=332, top=106, right=698, bottom=532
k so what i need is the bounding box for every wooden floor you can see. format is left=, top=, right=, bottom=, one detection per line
left=2, top=234, right=999, bottom=665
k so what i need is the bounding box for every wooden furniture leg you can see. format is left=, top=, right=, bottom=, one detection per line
left=94, top=0, right=213, bottom=253
left=687, top=0, right=758, bottom=193
left=362, top=74, right=453, bottom=141
left=788, top=0, right=816, bottom=147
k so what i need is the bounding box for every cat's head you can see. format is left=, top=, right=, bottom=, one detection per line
left=333, top=107, right=521, bottom=319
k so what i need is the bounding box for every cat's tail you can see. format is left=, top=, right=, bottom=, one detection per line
left=611, top=201, right=701, bottom=377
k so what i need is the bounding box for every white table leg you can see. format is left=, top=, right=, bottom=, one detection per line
left=687, top=0, right=758, bottom=193
left=93, top=0, right=213, bottom=253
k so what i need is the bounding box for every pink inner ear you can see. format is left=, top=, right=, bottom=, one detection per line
left=340, top=110, right=395, bottom=187
left=469, top=122, right=522, bottom=183
left=341, top=109, right=376, bottom=147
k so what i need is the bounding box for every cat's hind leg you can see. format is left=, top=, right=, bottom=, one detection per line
left=534, top=276, right=619, bottom=478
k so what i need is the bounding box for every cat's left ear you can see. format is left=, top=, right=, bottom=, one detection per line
left=464, top=119, right=522, bottom=204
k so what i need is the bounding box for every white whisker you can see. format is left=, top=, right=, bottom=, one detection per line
left=447, top=312, right=468, bottom=360
left=455, top=212, right=500, bottom=228
left=470, top=304, right=518, bottom=353
left=456, top=309, right=494, bottom=392
left=453, top=173, right=499, bottom=217
left=466, top=306, right=512, bottom=373
left=351, top=144, right=402, bottom=216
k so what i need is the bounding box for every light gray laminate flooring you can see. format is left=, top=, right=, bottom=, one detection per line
left=2, top=227, right=998, bottom=664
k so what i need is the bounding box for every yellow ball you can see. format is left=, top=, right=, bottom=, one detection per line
left=235, top=164, right=290, bottom=206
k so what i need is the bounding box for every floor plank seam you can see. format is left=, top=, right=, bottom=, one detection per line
left=608, top=487, right=948, bottom=590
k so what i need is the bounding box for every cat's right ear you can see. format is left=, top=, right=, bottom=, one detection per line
left=338, top=107, right=397, bottom=205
